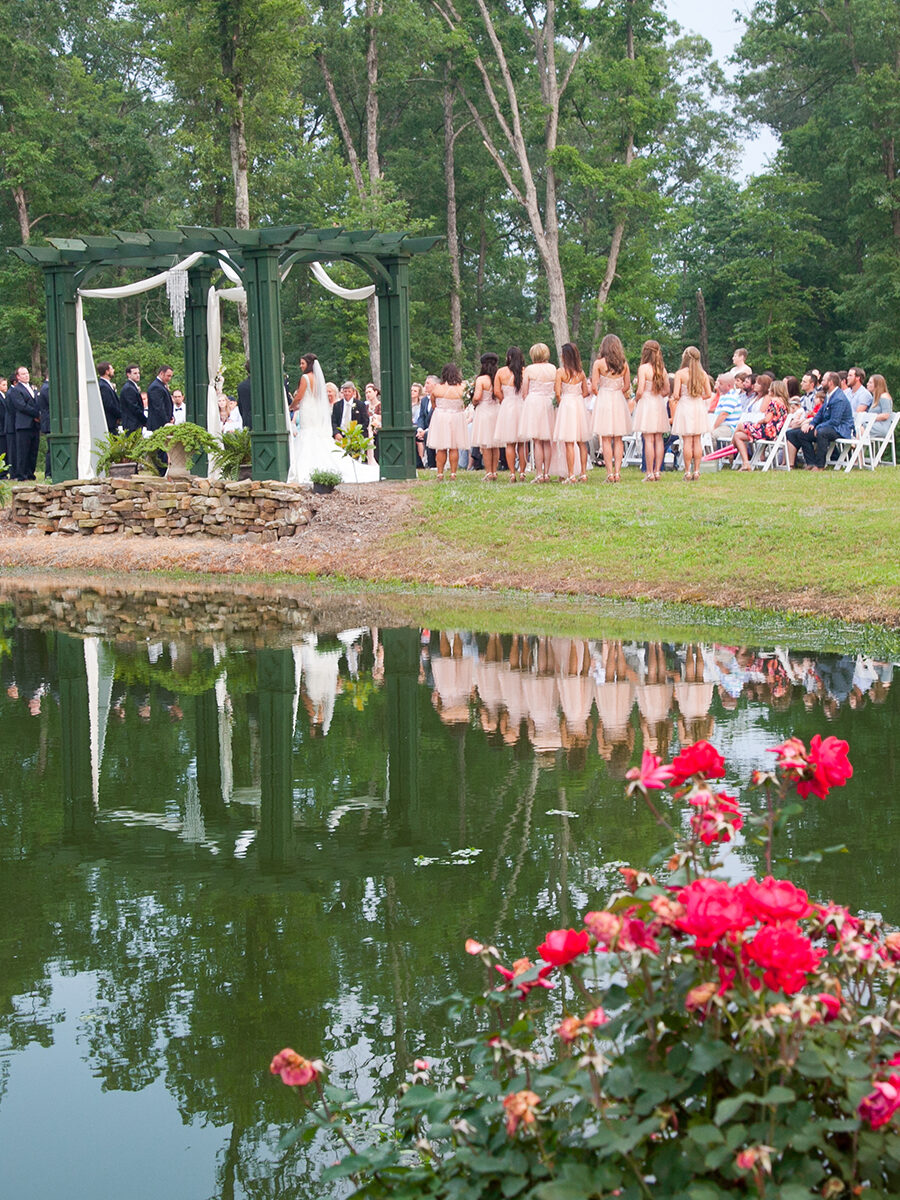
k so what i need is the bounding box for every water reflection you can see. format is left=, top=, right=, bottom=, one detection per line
left=0, top=605, right=896, bottom=1200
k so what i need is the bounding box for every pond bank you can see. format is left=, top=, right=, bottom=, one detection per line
left=0, top=470, right=897, bottom=631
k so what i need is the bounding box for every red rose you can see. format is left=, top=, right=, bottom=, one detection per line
left=676, top=878, right=753, bottom=948
left=858, top=1077, right=900, bottom=1130
left=690, top=792, right=744, bottom=845
left=270, top=1048, right=320, bottom=1087
left=670, top=741, right=726, bottom=786
left=537, top=927, right=590, bottom=966
left=744, top=922, right=825, bottom=994
left=740, top=876, right=812, bottom=923
left=796, top=734, right=852, bottom=799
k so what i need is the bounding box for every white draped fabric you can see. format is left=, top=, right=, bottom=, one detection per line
left=84, top=636, right=115, bottom=810
left=75, top=298, right=109, bottom=479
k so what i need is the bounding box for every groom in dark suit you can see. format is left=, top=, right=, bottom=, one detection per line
left=97, top=362, right=121, bottom=432
left=331, top=381, right=370, bottom=441
left=147, top=365, right=174, bottom=430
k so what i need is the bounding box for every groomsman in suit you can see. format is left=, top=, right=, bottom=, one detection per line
left=38, top=376, right=51, bottom=477
left=237, top=361, right=252, bottom=430
left=147, top=365, right=174, bottom=430
left=0, top=375, right=9, bottom=477
left=331, top=381, right=370, bottom=441
left=8, top=366, right=41, bottom=480
left=96, top=362, right=121, bottom=432
left=119, top=364, right=145, bottom=432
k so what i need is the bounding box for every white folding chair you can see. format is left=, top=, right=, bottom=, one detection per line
left=621, top=434, right=643, bottom=469
left=831, top=412, right=875, bottom=471
left=748, top=422, right=790, bottom=470
left=861, top=411, right=899, bottom=469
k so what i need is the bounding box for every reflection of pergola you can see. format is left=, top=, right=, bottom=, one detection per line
left=11, top=226, right=440, bottom=482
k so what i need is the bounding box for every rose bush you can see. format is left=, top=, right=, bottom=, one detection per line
left=272, top=735, right=900, bottom=1198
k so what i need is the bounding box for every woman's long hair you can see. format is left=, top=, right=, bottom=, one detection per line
left=506, top=346, right=524, bottom=392
left=599, top=334, right=625, bottom=375
left=641, top=340, right=668, bottom=395
left=301, top=351, right=318, bottom=372
left=560, top=342, right=583, bottom=380
left=870, top=374, right=890, bottom=404
left=441, top=363, right=463, bottom=386
left=480, top=353, right=499, bottom=384
left=680, top=346, right=706, bottom=397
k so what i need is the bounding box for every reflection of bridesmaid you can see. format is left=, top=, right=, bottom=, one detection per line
left=558, top=639, right=595, bottom=751
left=473, top=635, right=506, bottom=735
left=593, top=640, right=637, bottom=770
left=636, top=641, right=674, bottom=759
left=430, top=634, right=474, bottom=726
left=523, top=673, right=563, bottom=754
left=674, top=643, right=715, bottom=743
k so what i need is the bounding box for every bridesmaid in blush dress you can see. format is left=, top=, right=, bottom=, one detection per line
left=470, top=352, right=501, bottom=480
left=493, top=346, right=527, bottom=482
left=670, top=346, right=712, bottom=480
left=591, top=334, right=632, bottom=482
left=521, top=342, right=557, bottom=483
left=425, top=363, right=468, bottom=480
left=632, top=340, right=670, bottom=481
left=553, top=341, right=591, bottom=482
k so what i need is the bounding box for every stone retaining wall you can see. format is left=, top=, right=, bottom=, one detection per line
left=11, top=476, right=312, bottom=541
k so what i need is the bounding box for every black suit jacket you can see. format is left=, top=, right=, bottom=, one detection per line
left=236, top=377, right=252, bottom=430
left=0, top=389, right=9, bottom=436
left=147, top=377, right=173, bottom=430
left=331, top=398, right=369, bottom=438
left=119, top=380, right=145, bottom=432
left=99, top=377, right=120, bottom=432
left=9, top=381, right=41, bottom=430
left=38, top=381, right=50, bottom=434
left=416, top=396, right=435, bottom=433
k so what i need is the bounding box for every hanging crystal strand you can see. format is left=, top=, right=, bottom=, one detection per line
left=166, top=266, right=189, bottom=336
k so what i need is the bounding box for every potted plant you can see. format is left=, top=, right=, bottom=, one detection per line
left=336, top=420, right=373, bottom=500
left=94, top=430, right=149, bottom=478
left=143, top=421, right=219, bottom=478
left=211, top=428, right=253, bottom=480
left=309, top=467, right=341, bottom=495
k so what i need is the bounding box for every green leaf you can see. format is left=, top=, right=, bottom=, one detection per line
left=688, top=1038, right=731, bottom=1073
left=714, top=1092, right=756, bottom=1125
left=760, top=1085, right=795, bottom=1105
left=688, top=1123, right=724, bottom=1148
left=726, top=1054, right=756, bottom=1088
left=501, top=1174, right=529, bottom=1197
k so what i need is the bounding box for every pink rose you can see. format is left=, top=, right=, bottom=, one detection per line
left=858, top=1077, right=900, bottom=1130
left=537, top=928, right=590, bottom=966
left=740, top=876, right=811, bottom=923
left=669, top=740, right=726, bottom=786
left=676, top=878, right=753, bottom=948
left=744, top=922, right=825, bottom=995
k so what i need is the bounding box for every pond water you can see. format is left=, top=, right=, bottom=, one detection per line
left=0, top=590, right=896, bottom=1199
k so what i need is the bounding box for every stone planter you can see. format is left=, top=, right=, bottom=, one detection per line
left=109, top=462, right=139, bottom=479
left=165, top=439, right=190, bottom=479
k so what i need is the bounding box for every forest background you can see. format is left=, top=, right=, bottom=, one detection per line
left=2, top=0, right=898, bottom=393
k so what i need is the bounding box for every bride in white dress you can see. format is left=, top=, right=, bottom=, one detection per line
left=287, top=353, right=380, bottom=485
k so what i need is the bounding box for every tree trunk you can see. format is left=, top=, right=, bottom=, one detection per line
left=443, top=75, right=463, bottom=361
left=365, top=0, right=382, bottom=187
left=476, top=206, right=486, bottom=351
left=591, top=1, right=635, bottom=355
left=221, top=17, right=251, bottom=357
left=696, top=288, right=709, bottom=370
left=12, top=185, right=41, bottom=373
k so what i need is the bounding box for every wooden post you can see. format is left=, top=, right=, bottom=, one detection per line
left=256, top=648, right=294, bottom=866
left=376, top=255, right=416, bottom=480
left=183, top=261, right=215, bottom=476
left=43, top=265, right=80, bottom=482
left=243, top=248, right=289, bottom=481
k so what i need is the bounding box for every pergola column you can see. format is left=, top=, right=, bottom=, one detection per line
left=376, top=255, right=416, bottom=481
left=383, top=627, right=420, bottom=828
left=256, top=648, right=294, bottom=866
left=183, top=262, right=214, bottom=426
left=244, top=248, right=289, bottom=481
left=58, top=633, right=94, bottom=836
left=43, top=265, right=80, bottom=482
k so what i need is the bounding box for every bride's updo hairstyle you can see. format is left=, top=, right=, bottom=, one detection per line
left=441, top=363, right=463, bottom=386
left=301, top=351, right=318, bottom=371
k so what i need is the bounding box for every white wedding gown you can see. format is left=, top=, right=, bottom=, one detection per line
left=287, top=361, right=380, bottom=484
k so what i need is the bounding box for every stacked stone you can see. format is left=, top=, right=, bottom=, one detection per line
left=8, top=586, right=314, bottom=646
left=11, top=477, right=311, bottom=541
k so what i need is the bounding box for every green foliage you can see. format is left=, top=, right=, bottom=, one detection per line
left=336, top=420, right=372, bottom=464
left=309, top=467, right=342, bottom=488
left=143, top=421, right=219, bottom=467
left=93, top=430, right=152, bottom=473
left=211, top=428, right=252, bottom=478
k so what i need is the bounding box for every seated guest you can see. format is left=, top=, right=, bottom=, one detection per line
left=733, top=378, right=789, bottom=469
left=710, top=373, right=743, bottom=435
left=785, top=371, right=854, bottom=469
left=866, top=375, right=894, bottom=439
left=798, top=373, right=818, bottom=412
left=738, top=373, right=758, bottom=413
left=846, top=367, right=872, bottom=412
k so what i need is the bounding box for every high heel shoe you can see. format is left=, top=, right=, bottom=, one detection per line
left=449, top=472, right=457, bottom=481
left=578, top=473, right=588, bottom=483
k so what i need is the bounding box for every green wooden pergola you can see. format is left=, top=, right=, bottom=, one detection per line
left=10, top=225, right=440, bottom=482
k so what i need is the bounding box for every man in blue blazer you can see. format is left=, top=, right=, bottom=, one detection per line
left=147, top=365, right=174, bottom=430
left=785, top=372, right=854, bottom=469
left=8, top=366, right=41, bottom=480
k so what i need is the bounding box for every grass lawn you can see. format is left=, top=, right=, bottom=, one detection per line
left=390, top=465, right=899, bottom=625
